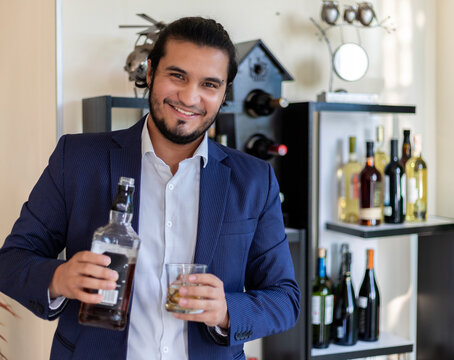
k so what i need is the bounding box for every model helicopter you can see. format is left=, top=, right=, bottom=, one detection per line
left=119, top=14, right=166, bottom=97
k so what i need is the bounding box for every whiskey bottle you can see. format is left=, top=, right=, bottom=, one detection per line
left=79, top=177, right=141, bottom=330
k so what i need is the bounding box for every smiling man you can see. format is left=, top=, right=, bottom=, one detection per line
left=0, top=17, right=300, bottom=360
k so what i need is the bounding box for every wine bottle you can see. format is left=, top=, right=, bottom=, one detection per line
left=79, top=177, right=141, bottom=330
left=244, top=89, right=289, bottom=118
left=333, top=252, right=358, bottom=346
left=312, top=248, right=334, bottom=349
left=358, top=249, right=380, bottom=341
left=338, top=137, right=362, bottom=223
left=384, top=139, right=404, bottom=224
left=400, top=129, right=412, bottom=168
left=245, top=134, right=287, bottom=160
left=405, top=134, right=427, bottom=221
left=374, top=126, right=389, bottom=176
left=359, top=141, right=382, bottom=226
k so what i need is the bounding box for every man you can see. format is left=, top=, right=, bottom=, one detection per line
left=0, top=17, right=300, bottom=359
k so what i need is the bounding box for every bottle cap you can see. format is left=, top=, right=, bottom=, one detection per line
left=119, top=177, right=135, bottom=187
left=318, top=247, right=326, bottom=258
left=348, top=136, right=356, bottom=153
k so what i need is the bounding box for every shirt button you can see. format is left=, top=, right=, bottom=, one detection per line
left=163, top=346, right=169, bottom=353
left=167, top=221, right=172, bottom=228
left=168, top=184, right=174, bottom=190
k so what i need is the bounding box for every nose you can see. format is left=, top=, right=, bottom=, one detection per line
left=178, top=82, right=201, bottom=106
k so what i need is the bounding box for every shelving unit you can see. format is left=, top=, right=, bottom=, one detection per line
left=326, top=216, right=454, bottom=238
left=311, top=332, right=413, bottom=360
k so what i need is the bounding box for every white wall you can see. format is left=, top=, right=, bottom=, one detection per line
left=0, top=0, right=58, bottom=359
left=0, top=0, right=439, bottom=359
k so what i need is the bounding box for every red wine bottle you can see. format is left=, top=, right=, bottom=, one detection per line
left=244, top=89, right=289, bottom=118
left=359, top=141, right=382, bottom=226
left=358, top=249, right=380, bottom=341
left=333, top=252, right=358, bottom=346
left=384, top=139, right=404, bottom=223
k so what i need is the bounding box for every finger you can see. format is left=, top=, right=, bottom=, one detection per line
left=75, top=251, right=111, bottom=266
left=77, top=276, right=117, bottom=291
left=179, top=297, right=215, bottom=312
left=179, top=285, right=217, bottom=300
left=187, top=273, right=222, bottom=287
left=75, top=289, right=104, bottom=304
left=77, top=263, right=118, bottom=281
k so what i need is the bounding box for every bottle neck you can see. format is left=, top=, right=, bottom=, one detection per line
left=366, top=156, right=375, bottom=167
left=349, top=152, right=357, bottom=162
left=318, top=257, right=326, bottom=278
left=109, top=210, right=133, bottom=225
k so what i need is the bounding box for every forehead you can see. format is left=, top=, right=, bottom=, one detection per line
left=158, top=39, right=229, bottom=80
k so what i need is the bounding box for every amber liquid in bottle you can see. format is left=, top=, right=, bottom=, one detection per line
left=78, top=177, right=140, bottom=331
left=359, top=141, right=382, bottom=226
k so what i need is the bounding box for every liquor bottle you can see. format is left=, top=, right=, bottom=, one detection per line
left=405, top=134, right=427, bottom=221
left=374, top=126, right=389, bottom=176
left=312, top=248, right=334, bottom=349
left=79, top=177, right=141, bottom=330
left=244, top=89, right=289, bottom=118
left=384, top=139, right=404, bottom=223
left=358, top=249, right=380, bottom=341
left=338, top=137, right=362, bottom=223
left=359, top=141, right=382, bottom=226
left=333, top=252, right=358, bottom=346
left=245, top=134, right=287, bottom=160
left=400, top=129, right=412, bottom=168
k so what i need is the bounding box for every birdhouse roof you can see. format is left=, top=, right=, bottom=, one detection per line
left=234, top=39, right=293, bottom=81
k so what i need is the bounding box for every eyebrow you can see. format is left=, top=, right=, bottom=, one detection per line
left=165, top=65, right=226, bottom=86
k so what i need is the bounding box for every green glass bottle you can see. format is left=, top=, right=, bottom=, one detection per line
left=312, top=247, right=334, bottom=348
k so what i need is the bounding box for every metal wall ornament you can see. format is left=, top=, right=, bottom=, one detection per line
left=119, top=14, right=166, bottom=97
left=311, top=1, right=395, bottom=92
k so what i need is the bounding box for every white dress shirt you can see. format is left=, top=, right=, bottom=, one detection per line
left=126, top=116, right=208, bottom=360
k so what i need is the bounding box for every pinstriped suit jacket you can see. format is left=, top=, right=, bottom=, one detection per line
left=0, top=116, right=300, bottom=360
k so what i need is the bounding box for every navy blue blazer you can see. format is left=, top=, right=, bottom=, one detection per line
left=0, top=117, right=300, bottom=360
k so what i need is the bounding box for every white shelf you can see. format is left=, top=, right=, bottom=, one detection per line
left=325, top=215, right=454, bottom=238
left=311, top=331, right=413, bottom=360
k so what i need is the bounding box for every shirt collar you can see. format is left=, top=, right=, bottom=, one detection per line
left=141, top=114, right=209, bottom=168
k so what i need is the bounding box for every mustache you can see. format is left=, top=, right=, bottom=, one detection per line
left=163, top=98, right=207, bottom=116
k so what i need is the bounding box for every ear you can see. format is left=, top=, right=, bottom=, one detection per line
left=146, top=59, right=153, bottom=87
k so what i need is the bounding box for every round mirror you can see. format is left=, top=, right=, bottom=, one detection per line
left=332, top=43, right=369, bottom=81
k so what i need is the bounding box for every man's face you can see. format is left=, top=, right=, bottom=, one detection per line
left=147, top=39, right=229, bottom=145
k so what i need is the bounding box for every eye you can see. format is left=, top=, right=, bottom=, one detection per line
left=203, top=82, right=219, bottom=89
left=170, top=73, right=184, bottom=80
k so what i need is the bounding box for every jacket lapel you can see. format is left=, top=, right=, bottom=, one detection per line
left=110, top=116, right=146, bottom=232
left=193, top=141, right=230, bottom=267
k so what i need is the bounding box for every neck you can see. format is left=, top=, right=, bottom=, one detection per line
left=147, top=116, right=203, bottom=175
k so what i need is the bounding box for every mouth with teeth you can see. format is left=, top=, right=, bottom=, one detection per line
left=165, top=99, right=206, bottom=118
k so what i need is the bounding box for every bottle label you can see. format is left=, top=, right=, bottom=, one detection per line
left=407, top=177, right=418, bottom=203
left=325, top=295, right=334, bottom=325
left=384, top=175, right=390, bottom=205
left=98, top=252, right=130, bottom=307
left=312, top=296, right=321, bottom=325
left=359, top=207, right=381, bottom=220
left=402, top=174, right=407, bottom=215
left=337, top=326, right=344, bottom=339
left=358, top=296, right=368, bottom=308
left=350, top=173, right=359, bottom=200
left=373, top=182, right=382, bottom=208
left=384, top=206, right=392, bottom=216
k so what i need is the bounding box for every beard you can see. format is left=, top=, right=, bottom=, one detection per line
left=148, top=80, right=219, bottom=145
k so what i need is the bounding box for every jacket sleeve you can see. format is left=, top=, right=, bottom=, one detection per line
left=224, top=163, right=301, bottom=346
left=0, top=136, right=69, bottom=320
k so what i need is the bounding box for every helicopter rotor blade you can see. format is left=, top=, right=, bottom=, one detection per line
left=136, top=13, right=159, bottom=25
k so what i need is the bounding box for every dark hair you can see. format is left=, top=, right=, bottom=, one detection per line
left=148, top=17, right=237, bottom=86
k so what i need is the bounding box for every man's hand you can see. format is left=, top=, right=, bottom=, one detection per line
left=49, top=251, right=118, bottom=304
left=173, top=274, right=230, bottom=329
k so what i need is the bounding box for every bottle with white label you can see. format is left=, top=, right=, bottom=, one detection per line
left=333, top=252, right=358, bottom=346
left=405, top=134, right=427, bottom=222
left=79, top=177, right=141, bottom=330
left=359, top=141, right=382, bottom=226
left=384, top=139, right=404, bottom=223
left=358, top=249, right=380, bottom=341
left=312, top=247, right=334, bottom=349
